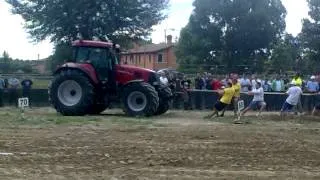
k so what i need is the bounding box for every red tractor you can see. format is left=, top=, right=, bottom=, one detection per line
left=49, top=40, right=172, bottom=116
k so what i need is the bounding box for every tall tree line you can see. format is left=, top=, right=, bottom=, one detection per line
left=176, top=0, right=287, bottom=74
left=0, top=51, right=34, bottom=73
left=299, top=0, right=320, bottom=73
left=176, top=0, right=320, bottom=74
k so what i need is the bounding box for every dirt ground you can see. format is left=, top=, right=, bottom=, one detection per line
left=0, top=108, right=319, bottom=180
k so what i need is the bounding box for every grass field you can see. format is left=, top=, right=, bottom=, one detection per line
left=0, top=108, right=319, bottom=179
left=32, top=79, right=51, bottom=89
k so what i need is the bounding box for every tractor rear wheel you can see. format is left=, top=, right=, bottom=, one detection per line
left=155, top=85, right=172, bottom=115
left=49, top=70, right=95, bottom=116
left=123, top=82, right=159, bottom=117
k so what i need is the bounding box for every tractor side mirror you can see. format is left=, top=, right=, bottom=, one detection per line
left=112, top=44, right=121, bottom=53
left=112, top=43, right=121, bottom=63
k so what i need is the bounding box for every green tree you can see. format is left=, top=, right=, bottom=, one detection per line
left=0, top=52, right=36, bottom=74
left=300, top=0, right=320, bottom=73
left=6, top=0, right=168, bottom=44
left=268, top=34, right=300, bottom=73
left=47, top=42, right=73, bottom=72
left=10, top=59, right=34, bottom=73
left=176, top=0, right=286, bottom=73
left=0, top=51, right=11, bottom=73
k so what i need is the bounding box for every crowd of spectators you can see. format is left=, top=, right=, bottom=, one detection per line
left=0, top=76, right=33, bottom=107
left=159, top=71, right=319, bottom=111
left=192, top=72, right=320, bottom=93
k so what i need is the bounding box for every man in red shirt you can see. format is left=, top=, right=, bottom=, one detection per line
left=211, top=78, right=223, bottom=90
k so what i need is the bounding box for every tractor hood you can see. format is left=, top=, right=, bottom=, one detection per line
left=115, top=64, right=160, bottom=85
left=116, top=64, right=155, bottom=73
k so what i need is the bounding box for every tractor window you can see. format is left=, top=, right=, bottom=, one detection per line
left=90, top=48, right=108, bottom=68
left=75, top=47, right=112, bottom=69
left=76, top=47, right=90, bottom=62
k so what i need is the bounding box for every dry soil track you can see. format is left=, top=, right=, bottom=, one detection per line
left=0, top=108, right=319, bottom=179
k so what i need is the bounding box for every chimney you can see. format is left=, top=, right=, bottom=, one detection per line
left=167, top=35, right=173, bottom=44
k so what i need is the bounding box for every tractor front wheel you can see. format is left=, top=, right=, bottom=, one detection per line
left=155, top=85, right=172, bottom=115
left=123, top=82, right=159, bottom=117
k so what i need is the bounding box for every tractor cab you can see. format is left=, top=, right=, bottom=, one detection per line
left=71, top=40, right=120, bottom=81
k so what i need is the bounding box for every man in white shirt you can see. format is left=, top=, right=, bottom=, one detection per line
left=238, top=81, right=266, bottom=120
left=280, top=82, right=303, bottom=118
left=240, top=75, right=251, bottom=92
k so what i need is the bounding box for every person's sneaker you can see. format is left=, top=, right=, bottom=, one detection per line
left=233, top=115, right=241, bottom=123
left=256, top=113, right=263, bottom=120
left=233, top=119, right=243, bottom=124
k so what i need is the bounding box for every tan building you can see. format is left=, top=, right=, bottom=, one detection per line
left=121, top=36, right=177, bottom=71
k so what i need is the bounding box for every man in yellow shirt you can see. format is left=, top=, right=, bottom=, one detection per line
left=220, top=76, right=241, bottom=117
left=204, top=81, right=235, bottom=119
left=291, top=73, right=302, bottom=87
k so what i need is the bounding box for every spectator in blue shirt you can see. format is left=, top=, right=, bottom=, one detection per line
left=306, top=76, right=319, bottom=93
left=21, top=77, right=33, bottom=98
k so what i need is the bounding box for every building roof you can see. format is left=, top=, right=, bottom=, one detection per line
left=123, top=43, right=175, bottom=54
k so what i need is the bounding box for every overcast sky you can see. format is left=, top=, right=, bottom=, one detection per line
left=0, top=0, right=309, bottom=60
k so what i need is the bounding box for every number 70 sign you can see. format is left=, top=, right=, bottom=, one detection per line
left=18, top=98, right=29, bottom=108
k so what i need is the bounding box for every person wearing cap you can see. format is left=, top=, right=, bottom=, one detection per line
left=204, top=81, right=235, bottom=119
left=280, top=82, right=303, bottom=118
left=306, top=75, right=319, bottom=93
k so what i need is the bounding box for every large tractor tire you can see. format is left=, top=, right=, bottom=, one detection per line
left=49, top=70, right=95, bottom=116
left=122, top=82, right=159, bottom=117
left=155, top=85, right=172, bottom=115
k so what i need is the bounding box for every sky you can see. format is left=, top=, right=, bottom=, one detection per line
left=0, top=0, right=309, bottom=60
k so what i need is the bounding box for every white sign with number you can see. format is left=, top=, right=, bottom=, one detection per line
left=18, top=98, right=29, bottom=108
left=237, top=100, right=245, bottom=112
